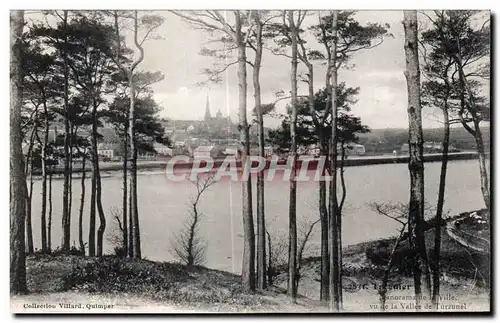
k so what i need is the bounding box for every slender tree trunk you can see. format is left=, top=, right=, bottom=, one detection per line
left=90, top=100, right=106, bottom=257
left=78, top=151, right=87, bottom=254
left=25, top=125, right=36, bottom=255
left=266, top=230, right=273, bottom=285
left=473, top=122, right=489, bottom=212
left=68, top=125, right=74, bottom=245
left=89, top=127, right=97, bottom=256
left=113, top=9, right=129, bottom=257
left=40, top=103, right=49, bottom=252
left=96, top=166, right=106, bottom=257
left=328, top=10, right=340, bottom=311
left=338, top=144, right=347, bottom=308
left=129, top=75, right=140, bottom=259
left=26, top=153, right=35, bottom=254
left=235, top=11, right=255, bottom=292
left=10, top=9, right=28, bottom=294
left=122, top=126, right=128, bottom=256
left=128, top=181, right=133, bottom=258
left=252, top=12, right=266, bottom=291
left=403, top=10, right=431, bottom=305
left=287, top=10, right=298, bottom=302
left=319, top=138, right=330, bottom=302
left=61, top=10, right=71, bottom=252
left=432, top=103, right=449, bottom=308
left=48, top=169, right=53, bottom=252
left=380, top=224, right=407, bottom=310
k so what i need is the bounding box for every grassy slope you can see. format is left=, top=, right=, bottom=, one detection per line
left=13, top=211, right=490, bottom=313
left=16, top=254, right=325, bottom=313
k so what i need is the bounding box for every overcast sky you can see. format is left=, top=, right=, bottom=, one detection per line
left=26, top=10, right=489, bottom=129
left=134, top=10, right=454, bottom=129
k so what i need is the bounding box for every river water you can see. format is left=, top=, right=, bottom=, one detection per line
left=29, top=159, right=485, bottom=273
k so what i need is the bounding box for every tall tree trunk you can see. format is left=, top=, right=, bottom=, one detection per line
left=432, top=102, right=449, bottom=308
left=287, top=10, right=298, bottom=302
left=235, top=11, right=255, bottom=292
left=40, top=103, right=49, bottom=252
left=122, top=125, right=128, bottom=256
left=10, top=9, right=28, bottom=294
left=89, top=127, right=97, bottom=256
left=26, top=153, right=35, bottom=254
left=68, top=124, right=74, bottom=243
left=338, top=143, right=347, bottom=308
left=61, top=10, right=71, bottom=252
left=403, top=10, right=431, bottom=305
left=266, top=230, right=273, bottom=285
left=114, top=10, right=129, bottom=256
left=128, top=181, right=133, bottom=258
left=328, top=10, right=340, bottom=311
left=319, top=138, right=329, bottom=302
left=473, top=122, right=489, bottom=212
left=78, top=151, right=87, bottom=254
left=48, top=169, right=53, bottom=251
left=129, top=74, right=140, bottom=259
left=253, top=12, right=266, bottom=291
left=25, top=125, right=36, bottom=255
left=91, top=99, right=106, bottom=257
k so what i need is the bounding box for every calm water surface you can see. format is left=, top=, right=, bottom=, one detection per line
left=29, top=159, right=485, bottom=273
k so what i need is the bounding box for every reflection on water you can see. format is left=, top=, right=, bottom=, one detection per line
left=29, top=159, right=484, bottom=273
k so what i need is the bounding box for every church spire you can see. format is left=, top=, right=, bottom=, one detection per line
left=204, top=94, right=211, bottom=121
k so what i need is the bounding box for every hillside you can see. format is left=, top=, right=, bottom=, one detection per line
left=12, top=209, right=490, bottom=313
left=357, top=126, right=490, bottom=154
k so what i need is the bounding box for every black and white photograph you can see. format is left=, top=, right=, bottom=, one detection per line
left=9, top=8, right=491, bottom=313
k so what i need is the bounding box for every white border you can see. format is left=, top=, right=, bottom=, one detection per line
left=2, top=1, right=498, bottom=322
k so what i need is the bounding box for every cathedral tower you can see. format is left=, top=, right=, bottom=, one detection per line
left=204, top=94, right=211, bottom=121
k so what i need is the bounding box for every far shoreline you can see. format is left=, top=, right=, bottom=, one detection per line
left=31, top=151, right=481, bottom=179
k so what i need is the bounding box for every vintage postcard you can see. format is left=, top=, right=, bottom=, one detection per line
left=9, top=9, right=491, bottom=313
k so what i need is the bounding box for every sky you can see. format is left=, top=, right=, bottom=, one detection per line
left=25, top=10, right=490, bottom=130
left=133, top=10, right=450, bottom=129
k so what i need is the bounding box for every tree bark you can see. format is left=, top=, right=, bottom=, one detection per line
left=403, top=10, right=431, bottom=305
left=266, top=230, right=273, bottom=285
left=113, top=10, right=129, bottom=257
left=78, top=150, right=87, bottom=254
left=26, top=153, right=35, bottom=254
left=48, top=169, right=53, bottom=251
left=474, top=122, right=490, bottom=212
left=61, top=10, right=71, bottom=252
left=40, top=102, right=49, bottom=252
left=328, top=10, right=341, bottom=311
left=129, top=74, right=141, bottom=259
left=252, top=11, right=266, bottom=291
left=10, top=9, right=28, bottom=294
left=25, top=124, right=37, bottom=255
left=287, top=10, right=299, bottom=302
left=319, top=137, right=329, bottom=302
left=68, top=125, right=74, bottom=240
left=235, top=11, right=255, bottom=292
left=122, top=125, right=128, bottom=256
left=432, top=102, right=449, bottom=308
left=338, top=143, right=347, bottom=308
left=88, top=125, right=97, bottom=256
left=90, top=99, right=106, bottom=257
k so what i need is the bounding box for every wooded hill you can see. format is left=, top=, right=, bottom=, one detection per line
left=357, top=125, right=491, bottom=154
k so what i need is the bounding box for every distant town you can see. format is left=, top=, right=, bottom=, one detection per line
left=24, top=94, right=489, bottom=169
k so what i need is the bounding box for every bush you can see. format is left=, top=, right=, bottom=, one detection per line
left=63, top=257, right=188, bottom=294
